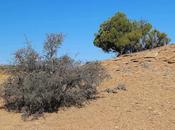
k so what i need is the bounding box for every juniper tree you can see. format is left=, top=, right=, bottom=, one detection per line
left=94, top=12, right=170, bottom=55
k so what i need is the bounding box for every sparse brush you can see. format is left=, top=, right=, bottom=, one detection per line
left=1, top=33, right=108, bottom=119
left=1, top=56, right=107, bottom=119
left=104, top=83, right=127, bottom=94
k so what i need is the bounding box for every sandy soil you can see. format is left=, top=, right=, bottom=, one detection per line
left=0, top=45, right=175, bottom=130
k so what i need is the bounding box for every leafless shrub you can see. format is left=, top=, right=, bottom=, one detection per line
left=14, top=44, right=40, bottom=72
left=1, top=33, right=108, bottom=119
left=2, top=56, right=107, bottom=119
left=44, top=33, right=64, bottom=60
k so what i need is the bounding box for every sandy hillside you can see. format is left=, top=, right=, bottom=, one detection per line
left=0, top=45, right=175, bottom=130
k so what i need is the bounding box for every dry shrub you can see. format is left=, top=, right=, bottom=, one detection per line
left=1, top=56, right=107, bottom=118
left=1, top=33, right=108, bottom=119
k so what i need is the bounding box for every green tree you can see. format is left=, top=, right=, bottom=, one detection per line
left=145, top=29, right=170, bottom=49
left=94, top=12, right=170, bottom=55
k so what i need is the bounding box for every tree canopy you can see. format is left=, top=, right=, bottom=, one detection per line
left=94, top=12, right=170, bottom=55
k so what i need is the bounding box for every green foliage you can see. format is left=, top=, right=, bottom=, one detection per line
left=94, top=12, right=170, bottom=55
left=145, top=29, right=170, bottom=49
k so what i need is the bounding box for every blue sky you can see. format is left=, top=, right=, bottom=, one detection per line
left=0, top=0, right=174, bottom=64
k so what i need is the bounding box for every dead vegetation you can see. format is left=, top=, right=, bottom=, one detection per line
left=0, top=34, right=108, bottom=119
left=103, top=83, right=127, bottom=94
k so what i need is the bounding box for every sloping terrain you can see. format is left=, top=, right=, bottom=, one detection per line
left=0, top=44, right=175, bottom=130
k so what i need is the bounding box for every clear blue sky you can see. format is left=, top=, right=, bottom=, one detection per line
left=0, top=0, right=174, bottom=64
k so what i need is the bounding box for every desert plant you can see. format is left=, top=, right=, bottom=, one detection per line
left=14, top=43, right=40, bottom=72
left=145, top=29, right=170, bottom=49
left=1, top=33, right=108, bottom=119
left=44, top=33, right=64, bottom=60
left=94, top=12, right=170, bottom=55
left=2, top=57, right=106, bottom=118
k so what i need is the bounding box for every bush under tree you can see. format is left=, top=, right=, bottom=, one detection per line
left=1, top=33, right=107, bottom=119
left=94, top=12, right=170, bottom=55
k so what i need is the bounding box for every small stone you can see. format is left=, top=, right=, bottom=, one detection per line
left=148, top=107, right=153, bottom=110
left=152, top=110, right=161, bottom=116
left=115, top=126, right=119, bottom=129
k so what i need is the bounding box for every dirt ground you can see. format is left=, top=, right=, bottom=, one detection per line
left=0, top=45, right=175, bottom=130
